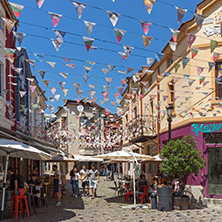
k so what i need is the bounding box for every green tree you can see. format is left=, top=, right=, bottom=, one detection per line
left=160, top=134, right=205, bottom=193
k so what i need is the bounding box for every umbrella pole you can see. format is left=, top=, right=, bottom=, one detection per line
left=133, top=159, right=136, bottom=206
left=1, top=152, right=9, bottom=212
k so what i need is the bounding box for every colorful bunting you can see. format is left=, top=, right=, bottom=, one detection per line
left=164, top=72, right=171, bottom=77
left=72, top=1, right=86, bottom=19
left=182, top=57, right=190, bottom=69
left=188, top=79, right=195, bottom=86
left=142, top=35, right=152, bottom=48
left=124, top=45, right=134, bottom=56
left=103, top=85, right=110, bottom=92
left=51, top=39, right=63, bottom=51
left=29, top=85, right=36, bottom=93
left=186, top=33, right=196, bottom=47
left=60, top=72, right=68, bottom=79
left=50, top=87, right=57, bottom=95
left=213, top=52, right=221, bottom=62
left=84, top=66, right=92, bottom=74
left=36, top=0, right=45, bottom=8
left=111, top=101, right=116, bottom=106
left=50, top=97, right=54, bottom=103
left=107, top=11, right=120, bottom=27
left=102, top=68, right=109, bottom=75
left=118, top=52, right=128, bottom=60
left=77, top=89, right=83, bottom=98
left=140, top=20, right=151, bottom=35
left=127, top=67, right=134, bottom=74
left=163, top=96, right=168, bottom=102
left=195, top=14, right=205, bottom=30
left=54, top=94, right=60, bottom=101
left=107, top=65, right=115, bottom=70
left=102, top=92, right=108, bottom=100
left=2, top=18, right=16, bottom=33
left=169, top=42, right=177, bottom=51
left=197, top=66, right=204, bottom=75
left=26, top=59, right=35, bottom=67
left=66, top=64, right=75, bottom=68
left=19, top=91, right=26, bottom=98
left=47, top=61, right=56, bottom=69
left=117, top=87, right=124, bottom=94
left=191, top=47, right=199, bottom=59
left=83, top=20, right=96, bottom=36
left=184, top=74, right=190, bottom=81
left=208, top=62, right=216, bottom=72
left=176, top=6, right=187, bottom=24
left=114, top=93, right=120, bottom=99
left=62, top=89, right=69, bottom=96
left=49, top=12, right=62, bottom=28
left=58, top=81, right=66, bottom=89
left=88, top=84, right=95, bottom=90
left=155, top=52, right=164, bottom=62
left=4, top=48, right=15, bottom=63
left=37, top=70, right=46, bottom=79
left=83, top=36, right=94, bottom=51
left=63, top=57, right=70, bottom=63
left=203, top=81, right=209, bottom=87
left=42, top=80, right=49, bottom=87
left=82, top=75, right=89, bottom=83
left=9, top=2, right=24, bottom=18
left=174, top=77, right=180, bottom=84
left=126, top=94, right=132, bottom=99
left=105, top=77, right=112, bottom=85
left=210, top=40, right=218, bottom=53
left=143, top=0, right=155, bottom=14
left=13, top=32, right=26, bottom=45
left=147, top=57, right=153, bottom=66
left=199, top=76, right=206, bottom=85
left=121, top=79, right=127, bottom=86
left=114, top=28, right=125, bottom=43
left=53, top=30, right=66, bottom=43
left=170, top=28, right=180, bottom=43
left=33, top=53, right=45, bottom=62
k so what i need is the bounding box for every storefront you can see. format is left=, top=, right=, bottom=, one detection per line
left=160, top=122, right=222, bottom=198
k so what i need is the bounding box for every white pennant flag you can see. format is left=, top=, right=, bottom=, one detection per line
left=102, top=68, right=109, bottom=75
left=13, top=32, right=26, bottom=45
left=26, top=59, right=35, bottom=68
left=72, top=1, right=86, bottom=19
left=58, top=81, right=66, bottom=89
left=19, top=91, right=26, bottom=97
left=54, top=94, right=60, bottom=101
left=107, top=11, right=120, bottom=27
left=59, top=72, right=68, bottom=79
left=88, top=84, right=95, bottom=90
left=50, top=87, right=57, bottom=95
left=169, top=41, right=177, bottom=51
left=62, top=89, right=69, bottom=96
left=83, top=20, right=96, bottom=36
left=73, top=83, right=80, bottom=90
left=47, top=61, right=56, bottom=69
left=51, top=39, right=63, bottom=51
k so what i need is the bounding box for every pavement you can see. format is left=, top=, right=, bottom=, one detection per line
left=3, top=178, right=222, bottom=222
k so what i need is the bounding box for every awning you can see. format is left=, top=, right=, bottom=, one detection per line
left=73, top=155, right=103, bottom=162
left=45, top=155, right=77, bottom=162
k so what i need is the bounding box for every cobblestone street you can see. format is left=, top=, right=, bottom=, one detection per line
left=2, top=178, right=222, bottom=222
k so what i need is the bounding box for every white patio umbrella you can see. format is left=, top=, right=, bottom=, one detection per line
left=45, top=155, right=78, bottom=162
left=94, top=150, right=154, bottom=209
left=0, top=139, right=52, bottom=212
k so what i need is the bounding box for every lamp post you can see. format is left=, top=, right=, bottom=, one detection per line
left=166, top=104, right=174, bottom=142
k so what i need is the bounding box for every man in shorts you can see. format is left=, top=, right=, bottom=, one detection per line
left=80, top=165, right=89, bottom=196
left=88, top=164, right=99, bottom=199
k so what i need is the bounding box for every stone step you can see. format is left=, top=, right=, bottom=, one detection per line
left=204, top=198, right=222, bottom=206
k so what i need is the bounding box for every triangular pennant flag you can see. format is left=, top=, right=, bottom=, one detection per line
left=121, top=79, right=127, bottom=86
left=174, top=77, right=180, bottom=84
left=169, top=41, right=177, bottom=51
left=102, top=92, right=108, bottom=100
left=29, top=85, right=36, bottom=93
left=50, top=87, right=57, bottom=95
left=19, top=91, right=26, bottom=97
left=107, top=11, right=120, bottom=27
left=49, top=12, right=62, bottom=28
left=186, top=33, right=196, bottom=47
left=199, top=76, right=206, bottom=85
left=36, top=0, right=44, bottom=8
left=197, top=67, right=204, bottom=75
left=47, top=61, right=56, bottom=69
left=77, top=89, right=83, bottom=98
left=132, top=88, right=137, bottom=94
left=118, top=52, right=128, bottom=60
left=140, top=20, right=151, bottom=35
left=117, top=87, right=124, bottom=94
left=37, top=70, right=46, bottom=79
left=73, top=83, right=80, bottom=90
left=142, top=35, right=153, bottom=48
left=102, top=68, right=109, bottom=75
left=51, top=39, right=63, bottom=51
left=176, top=6, right=187, bottom=24
left=170, top=28, right=180, bottom=43
left=84, top=66, right=92, bottom=74
left=174, top=63, right=180, bottom=73
left=174, top=96, right=180, bottom=101
left=66, top=64, right=75, bottom=68
left=124, top=45, right=134, bottom=56
left=62, top=89, right=69, bottom=96
left=210, top=40, right=218, bottom=53
left=191, top=47, right=199, bottom=59
left=163, top=95, right=168, bottom=102
left=147, top=57, right=154, bottom=66
left=88, top=84, right=95, bottom=90
left=33, top=53, right=45, bottom=62
left=188, top=79, right=195, bottom=86
left=26, top=59, right=35, bottom=68
left=9, top=2, right=24, bottom=18
left=60, top=72, right=68, bottom=79
left=42, top=80, right=49, bottom=87
left=72, top=1, right=86, bottom=19
left=100, top=101, right=104, bottom=105
left=114, top=28, right=126, bottom=43
left=13, top=32, right=26, bottom=45
left=127, top=94, right=132, bottom=99
left=26, top=78, right=34, bottom=82
left=63, top=57, right=70, bottom=63
left=53, top=30, right=66, bottom=43
left=213, top=52, right=221, bottom=62
left=83, top=36, right=94, bottom=51
left=127, top=67, right=134, bottom=74
left=182, top=57, right=190, bottom=69
left=155, top=52, right=164, bottom=62
left=111, top=101, right=116, bottom=106
left=2, top=18, right=16, bottom=33
left=14, top=67, right=23, bottom=74
left=4, top=48, right=15, bottom=63
left=50, top=97, right=54, bottom=103
left=83, top=20, right=96, bottom=36
left=103, top=85, right=110, bottom=92
left=195, top=14, right=205, bottom=30
left=82, top=75, right=89, bottom=83
left=107, top=64, right=115, bottom=70
left=58, top=81, right=66, bottom=89
left=89, top=91, right=96, bottom=99
left=184, top=74, right=190, bottom=81
left=208, top=62, right=216, bottom=72
left=118, top=70, right=126, bottom=74
left=105, top=77, right=112, bottom=85
left=116, top=99, right=121, bottom=104
left=54, top=94, right=60, bottom=101
left=114, top=93, right=120, bottom=99
left=143, top=0, right=155, bottom=14
left=203, top=81, right=209, bottom=87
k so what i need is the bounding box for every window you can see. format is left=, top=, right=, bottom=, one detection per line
left=215, top=62, right=222, bottom=99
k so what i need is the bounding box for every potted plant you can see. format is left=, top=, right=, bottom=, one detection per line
left=160, top=134, right=205, bottom=210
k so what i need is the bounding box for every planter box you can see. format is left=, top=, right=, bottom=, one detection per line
left=173, top=196, right=191, bottom=210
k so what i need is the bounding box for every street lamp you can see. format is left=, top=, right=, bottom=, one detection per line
left=166, top=104, right=174, bottom=142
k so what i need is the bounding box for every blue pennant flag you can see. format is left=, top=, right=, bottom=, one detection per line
left=155, top=52, right=164, bottom=62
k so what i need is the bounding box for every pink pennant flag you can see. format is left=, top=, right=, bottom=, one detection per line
left=140, top=20, right=151, bottom=35
left=29, top=85, right=36, bottom=93
left=127, top=94, right=132, bottom=99
left=102, top=92, right=108, bottom=100
left=117, top=87, right=124, bottom=94
left=114, top=93, right=120, bottom=99
left=63, top=57, right=71, bottom=62
left=121, top=79, right=127, bottom=86
left=50, top=87, right=57, bottom=95
left=213, top=52, right=221, bottom=62
left=36, top=0, right=44, bottom=8
left=197, top=67, right=204, bottom=75
left=76, top=99, right=81, bottom=103
left=49, top=12, right=62, bottom=28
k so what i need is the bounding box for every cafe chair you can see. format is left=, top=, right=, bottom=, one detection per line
left=114, top=181, right=124, bottom=196
left=137, top=185, right=149, bottom=204
left=10, top=188, right=31, bottom=222
left=125, top=183, right=134, bottom=202
left=38, top=185, right=48, bottom=208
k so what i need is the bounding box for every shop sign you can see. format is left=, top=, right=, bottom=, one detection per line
left=192, top=123, right=222, bottom=136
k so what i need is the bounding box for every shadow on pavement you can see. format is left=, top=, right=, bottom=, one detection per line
left=104, top=195, right=133, bottom=204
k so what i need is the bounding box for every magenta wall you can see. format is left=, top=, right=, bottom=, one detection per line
left=160, top=122, right=222, bottom=197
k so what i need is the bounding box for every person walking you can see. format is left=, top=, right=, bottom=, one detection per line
left=52, top=165, right=62, bottom=206
left=70, top=166, right=80, bottom=198
left=103, top=166, right=108, bottom=181
left=80, top=165, right=89, bottom=196
left=88, top=164, right=99, bottom=199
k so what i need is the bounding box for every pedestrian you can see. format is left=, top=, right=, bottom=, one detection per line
left=32, top=166, right=38, bottom=176
left=70, top=166, right=80, bottom=198
left=88, top=164, right=100, bottom=199
left=52, top=165, right=62, bottom=206
left=80, top=165, right=89, bottom=196
left=103, top=166, right=108, bottom=181
left=7, top=167, right=24, bottom=195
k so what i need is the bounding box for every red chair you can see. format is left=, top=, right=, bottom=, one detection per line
left=137, top=185, right=149, bottom=204
left=10, top=188, right=31, bottom=222
left=125, top=183, right=134, bottom=202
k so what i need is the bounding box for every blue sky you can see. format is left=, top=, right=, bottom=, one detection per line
left=12, top=0, right=201, bottom=113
